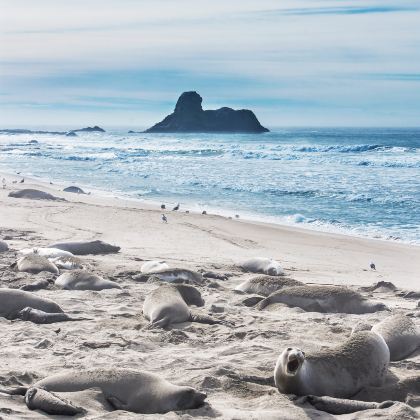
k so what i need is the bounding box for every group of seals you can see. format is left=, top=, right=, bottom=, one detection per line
left=1, top=368, right=206, bottom=415
left=8, top=189, right=65, bottom=201
left=48, top=240, right=120, bottom=255
left=143, top=284, right=219, bottom=328
left=55, top=270, right=120, bottom=291
left=239, top=257, right=284, bottom=276
left=257, top=285, right=388, bottom=314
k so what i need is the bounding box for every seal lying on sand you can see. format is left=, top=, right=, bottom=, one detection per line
left=0, top=239, right=9, bottom=252
left=17, top=307, right=89, bottom=324
left=48, top=240, right=120, bottom=255
left=1, top=368, right=207, bottom=415
left=134, top=268, right=203, bottom=285
left=12, top=254, right=59, bottom=274
left=63, top=186, right=87, bottom=194
left=239, top=257, right=284, bottom=276
left=19, top=247, right=73, bottom=258
left=8, top=189, right=65, bottom=201
left=55, top=270, right=121, bottom=291
left=257, top=285, right=388, bottom=314
left=0, top=289, right=63, bottom=319
left=353, top=314, right=420, bottom=361
left=50, top=255, right=86, bottom=270
left=274, top=331, right=389, bottom=398
left=140, top=260, right=169, bottom=274
left=235, top=275, right=303, bottom=296
left=143, top=284, right=219, bottom=328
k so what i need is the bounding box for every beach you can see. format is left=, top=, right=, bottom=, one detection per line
left=0, top=173, right=419, bottom=419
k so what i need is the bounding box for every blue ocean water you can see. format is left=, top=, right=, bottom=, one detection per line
left=0, top=127, right=419, bottom=244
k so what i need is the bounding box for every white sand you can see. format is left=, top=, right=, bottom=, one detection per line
left=0, top=174, right=419, bottom=419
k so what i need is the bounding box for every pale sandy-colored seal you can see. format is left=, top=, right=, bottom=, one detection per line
left=140, top=260, right=169, bottom=274
left=143, top=284, right=219, bottom=328
left=235, top=275, right=304, bottom=296
left=239, top=257, right=284, bottom=276
left=0, top=239, right=9, bottom=252
left=274, top=331, right=390, bottom=398
left=50, top=255, right=86, bottom=270
left=48, top=240, right=120, bottom=255
left=1, top=368, right=207, bottom=415
left=19, top=247, right=73, bottom=258
left=0, top=289, right=63, bottom=319
left=134, top=268, right=203, bottom=285
left=55, top=270, right=121, bottom=291
left=257, top=285, right=388, bottom=314
left=13, top=254, right=59, bottom=274
left=8, top=189, right=65, bottom=201
left=353, top=314, right=420, bottom=361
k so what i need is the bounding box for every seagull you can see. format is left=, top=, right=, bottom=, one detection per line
left=172, top=203, right=180, bottom=211
left=370, top=262, right=376, bottom=270
left=161, top=204, right=166, bottom=209
left=20, top=178, right=24, bottom=183
left=161, top=214, right=168, bottom=223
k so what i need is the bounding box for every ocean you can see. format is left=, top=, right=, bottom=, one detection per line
left=0, top=127, right=419, bottom=244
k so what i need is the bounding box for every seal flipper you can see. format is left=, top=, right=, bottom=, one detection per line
left=145, top=317, right=171, bottom=329
left=300, top=395, right=395, bottom=414
left=25, top=387, right=85, bottom=416
left=190, top=312, right=222, bottom=325
left=107, top=395, right=129, bottom=411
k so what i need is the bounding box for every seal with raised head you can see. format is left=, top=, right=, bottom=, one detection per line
left=140, top=260, right=169, bottom=274
left=48, top=240, right=120, bottom=255
left=143, top=284, right=219, bottom=328
left=1, top=368, right=207, bottom=415
left=257, top=285, right=388, bottom=314
left=235, top=275, right=304, bottom=296
left=55, top=270, right=121, bottom=291
left=134, top=268, right=203, bottom=285
left=239, top=257, right=284, bottom=276
left=274, top=331, right=390, bottom=398
left=13, top=254, right=59, bottom=274
left=0, top=289, right=63, bottom=319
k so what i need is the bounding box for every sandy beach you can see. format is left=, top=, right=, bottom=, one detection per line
left=0, top=173, right=419, bottom=419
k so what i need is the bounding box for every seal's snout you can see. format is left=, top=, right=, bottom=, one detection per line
left=195, top=391, right=207, bottom=405
left=286, top=349, right=304, bottom=375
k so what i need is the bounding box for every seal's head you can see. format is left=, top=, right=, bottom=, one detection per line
left=279, top=347, right=305, bottom=376
left=175, top=387, right=207, bottom=410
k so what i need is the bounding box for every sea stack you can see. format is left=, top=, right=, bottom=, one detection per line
left=145, top=91, right=269, bottom=133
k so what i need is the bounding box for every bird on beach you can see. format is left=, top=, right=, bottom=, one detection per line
left=20, top=178, right=24, bottom=183
left=161, top=204, right=166, bottom=209
left=370, top=262, right=376, bottom=270
left=161, top=214, right=168, bottom=223
left=172, top=203, right=180, bottom=211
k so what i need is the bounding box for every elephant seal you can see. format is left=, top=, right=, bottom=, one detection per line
left=63, top=186, right=87, bottom=194
left=354, top=315, right=420, bottom=361
left=8, top=189, right=64, bottom=201
left=0, top=239, right=9, bottom=252
left=48, top=240, right=120, bottom=255
left=1, top=368, right=206, bottom=415
left=143, top=284, right=218, bottom=328
left=274, top=331, right=389, bottom=398
left=239, top=257, right=284, bottom=276
left=257, top=285, right=388, bottom=314
left=140, top=260, right=169, bottom=274
left=20, top=278, right=50, bottom=291
left=16, top=307, right=89, bottom=324
left=13, top=254, right=59, bottom=274
left=55, top=270, right=121, bottom=291
left=134, top=268, right=203, bottom=285
left=0, top=289, right=63, bottom=319
left=19, top=247, right=73, bottom=258
left=235, top=275, right=304, bottom=296
left=50, top=255, right=86, bottom=270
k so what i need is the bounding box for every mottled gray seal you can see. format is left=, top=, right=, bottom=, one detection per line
left=0, top=289, right=63, bottom=319
left=143, top=284, right=219, bottom=328
left=235, top=275, right=304, bottom=296
left=63, top=186, right=87, bottom=194
left=13, top=254, right=59, bottom=274
left=257, top=285, right=388, bottom=314
left=239, top=257, right=284, bottom=276
left=55, top=270, right=121, bottom=291
left=134, top=268, right=203, bottom=285
left=1, top=368, right=207, bottom=415
left=140, top=260, right=169, bottom=274
left=48, top=240, right=120, bottom=255
left=274, top=331, right=389, bottom=398
left=0, top=239, right=9, bottom=252
left=354, top=315, right=420, bottom=361
left=19, top=247, right=73, bottom=258
left=8, top=189, right=64, bottom=201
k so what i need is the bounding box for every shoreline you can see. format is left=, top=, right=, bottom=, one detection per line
left=1, top=168, right=418, bottom=248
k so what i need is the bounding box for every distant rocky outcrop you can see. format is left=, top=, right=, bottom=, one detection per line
left=144, top=91, right=269, bottom=133
left=70, top=126, right=105, bottom=133
left=0, top=126, right=104, bottom=136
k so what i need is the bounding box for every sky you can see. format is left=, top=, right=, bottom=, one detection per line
left=1, top=0, right=420, bottom=128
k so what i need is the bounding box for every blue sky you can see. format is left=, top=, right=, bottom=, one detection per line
left=1, top=0, right=420, bottom=128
